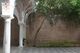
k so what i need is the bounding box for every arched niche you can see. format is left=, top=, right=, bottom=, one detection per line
left=11, top=15, right=19, bottom=46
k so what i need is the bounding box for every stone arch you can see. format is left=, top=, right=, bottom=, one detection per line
left=10, top=7, right=22, bottom=46
left=0, top=13, right=19, bottom=46
left=0, top=5, right=20, bottom=47
left=14, top=7, right=20, bottom=24
left=11, top=15, right=19, bottom=46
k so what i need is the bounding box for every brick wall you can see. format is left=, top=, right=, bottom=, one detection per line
left=26, top=14, right=80, bottom=46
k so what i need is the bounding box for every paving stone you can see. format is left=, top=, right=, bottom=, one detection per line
left=0, top=47, right=80, bottom=53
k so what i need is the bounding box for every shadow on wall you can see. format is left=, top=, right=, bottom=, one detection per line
left=11, top=16, right=19, bottom=46
left=0, top=18, right=4, bottom=47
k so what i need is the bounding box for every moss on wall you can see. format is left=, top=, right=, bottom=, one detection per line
left=36, top=40, right=80, bottom=47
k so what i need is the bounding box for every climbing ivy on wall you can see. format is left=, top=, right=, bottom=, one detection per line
left=36, top=0, right=80, bottom=25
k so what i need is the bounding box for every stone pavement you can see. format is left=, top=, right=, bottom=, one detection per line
left=1, top=47, right=80, bottom=53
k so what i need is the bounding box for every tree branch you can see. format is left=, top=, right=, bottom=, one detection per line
left=33, top=17, right=45, bottom=47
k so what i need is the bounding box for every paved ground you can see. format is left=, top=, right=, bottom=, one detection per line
left=1, top=47, right=80, bottom=53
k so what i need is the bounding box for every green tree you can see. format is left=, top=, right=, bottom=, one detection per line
left=36, top=0, right=80, bottom=25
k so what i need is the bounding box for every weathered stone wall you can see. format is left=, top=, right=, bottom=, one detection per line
left=26, top=14, right=80, bottom=47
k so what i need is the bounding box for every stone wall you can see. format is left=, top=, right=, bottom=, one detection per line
left=26, top=14, right=80, bottom=47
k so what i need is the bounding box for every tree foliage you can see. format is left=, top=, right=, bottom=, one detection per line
left=36, top=0, right=80, bottom=25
